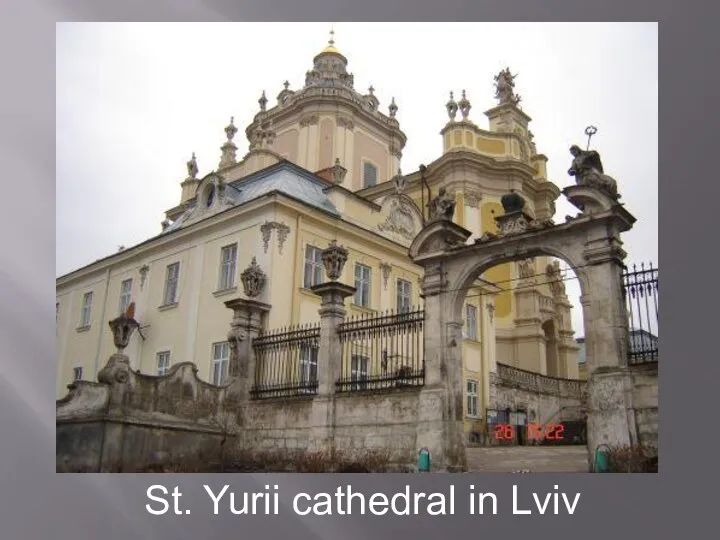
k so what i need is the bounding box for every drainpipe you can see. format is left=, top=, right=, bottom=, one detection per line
left=93, top=267, right=112, bottom=379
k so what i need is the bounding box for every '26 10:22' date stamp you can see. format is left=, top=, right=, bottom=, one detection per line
left=494, top=423, right=565, bottom=441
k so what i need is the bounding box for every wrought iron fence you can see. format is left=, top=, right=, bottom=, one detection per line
left=336, top=307, right=425, bottom=392
left=251, top=323, right=321, bottom=399
left=622, top=263, right=659, bottom=364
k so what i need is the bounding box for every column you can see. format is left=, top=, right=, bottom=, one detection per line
left=416, top=272, right=467, bottom=472
left=582, top=252, right=636, bottom=456
left=224, top=298, right=271, bottom=403
left=310, top=240, right=356, bottom=451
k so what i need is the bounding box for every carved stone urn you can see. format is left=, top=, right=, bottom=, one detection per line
left=321, top=240, right=349, bottom=281
left=240, top=257, right=266, bottom=298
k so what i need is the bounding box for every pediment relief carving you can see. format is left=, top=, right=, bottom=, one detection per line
left=376, top=194, right=423, bottom=244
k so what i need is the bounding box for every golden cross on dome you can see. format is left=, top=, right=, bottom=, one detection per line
left=329, top=25, right=335, bottom=46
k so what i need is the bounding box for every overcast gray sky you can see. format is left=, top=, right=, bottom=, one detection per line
left=56, top=23, right=658, bottom=336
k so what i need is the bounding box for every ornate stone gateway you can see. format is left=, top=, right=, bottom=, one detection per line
left=409, top=149, right=638, bottom=471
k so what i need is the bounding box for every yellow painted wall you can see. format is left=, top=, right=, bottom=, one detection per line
left=481, top=200, right=512, bottom=321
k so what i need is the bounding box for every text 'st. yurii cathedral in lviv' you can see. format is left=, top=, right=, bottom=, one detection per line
left=55, top=31, right=581, bottom=432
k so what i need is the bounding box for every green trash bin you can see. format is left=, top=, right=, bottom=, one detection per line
left=418, top=448, right=431, bottom=472
left=594, top=445, right=611, bottom=473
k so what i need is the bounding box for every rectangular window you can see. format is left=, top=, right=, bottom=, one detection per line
left=212, top=342, right=230, bottom=385
left=56, top=302, right=60, bottom=324
left=396, top=278, right=412, bottom=313
left=218, top=244, right=237, bottom=290
left=119, top=279, right=132, bottom=315
left=299, top=346, right=319, bottom=390
left=466, top=304, right=478, bottom=340
left=157, top=351, right=171, bottom=376
left=164, top=262, right=180, bottom=305
left=73, top=366, right=83, bottom=382
left=354, top=263, right=371, bottom=307
left=351, top=354, right=369, bottom=390
left=467, top=379, right=478, bottom=417
left=303, top=245, right=324, bottom=288
left=363, top=161, right=377, bottom=188
left=80, top=292, right=93, bottom=327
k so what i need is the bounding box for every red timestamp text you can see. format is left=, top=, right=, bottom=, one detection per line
left=493, top=423, right=566, bottom=441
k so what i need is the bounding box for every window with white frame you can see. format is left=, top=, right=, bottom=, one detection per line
left=164, top=262, right=180, bottom=305
left=354, top=263, right=371, bottom=307
left=466, top=304, right=478, bottom=340
left=157, top=351, right=171, bottom=375
left=351, top=354, right=369, bottom=390
left=363, top=161, right=377, bottom=188
left=211, top=342, right=230, bottom=385
left=396, top=278, right=412, bottom=313
left=73, top=366, right=83, bottom=382
left=80, top=292, right=93, bottom=327
left=303, top=245, right=324, bottom=288
left=119, top=279, right=132, bottom=314
left=218, top=244, right=237, bottom=290
left=466, top=379, right=478, bottom=417
left=299, top=345, right=319, bottom=388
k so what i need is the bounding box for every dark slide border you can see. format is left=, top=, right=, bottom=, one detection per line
left=1, top=2, right=712, bottom=538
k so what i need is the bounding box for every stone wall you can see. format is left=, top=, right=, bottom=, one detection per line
left=493, top=363, right=587, bottom=424
left=628, top=362, right=658, bottom=452
left=56, top=362, right=231, bottom=472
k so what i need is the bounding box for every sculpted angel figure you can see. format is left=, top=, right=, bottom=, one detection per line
left=567, top=145, right=620, bottom=200
left=428, top=187, right=456, bottom=221
left=494, top=68, right=521, bottom=105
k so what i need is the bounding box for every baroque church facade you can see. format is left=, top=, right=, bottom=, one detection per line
left=56, top=34, right=580, bottom=434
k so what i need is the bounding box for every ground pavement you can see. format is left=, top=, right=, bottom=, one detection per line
left=466, top=445, right=589, bottom=473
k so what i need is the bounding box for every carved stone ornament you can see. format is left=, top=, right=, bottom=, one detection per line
left=567, top=145, right=620, bottom=200
left=518, top=258, right=535, bottom=281
left=260, top=221, right=274, bottom=253
left=336, top=116, right=355, bottom=130
left=380, top=263, right=392, bottom=290
left=275, top=223, right=290, bottom=254
left=428, top=187, right=456, bottom=222
left=494, top=68, right=522, bottom=106
left=378, top=197, right=416, bottom=240
left=260, top=221, right=292, bottom=254
left=331, top=158, right=347, bottom=184
left=300, top=115, right=319, bottom=127
left=240, top=257, right=266, bottom=298
left=446, top=91, right=458, bottom=121
left=321, top=240, right=349, bottom=281
left=546, top=261, right=566, bottom=297
left=138, top=265, right=150, bottom=290
left=109, top=303, right=140, bottom=352
left=491, top=190, right=555, bottom=239
left=186, top=152, right=199, bottom=179
left=465, top=191, right=481, bottom=208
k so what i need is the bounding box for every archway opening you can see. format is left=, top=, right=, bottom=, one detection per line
left=453, top=255, right=585, bottom=448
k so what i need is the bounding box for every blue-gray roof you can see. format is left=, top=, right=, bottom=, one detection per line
left=163, top=161, right=341, bottom=234
left=226, top=162, right=340, bottom=216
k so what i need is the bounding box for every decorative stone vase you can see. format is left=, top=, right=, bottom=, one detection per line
left=321, top=240, right=349, bottom=281
left=501, top=190, right=525, bottom=214
left=240, top=257, right=266, bottom=298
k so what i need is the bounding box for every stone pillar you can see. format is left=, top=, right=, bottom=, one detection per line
left=417, top=270, right=467, bottom=472
left=309, top=240, right=356, bottom=452
left=224, top=298, right=271, bottom=402
left=581, top=255, right=636, bottom=456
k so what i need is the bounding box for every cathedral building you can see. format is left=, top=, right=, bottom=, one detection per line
left=56, top=33, right=580, bottom=434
